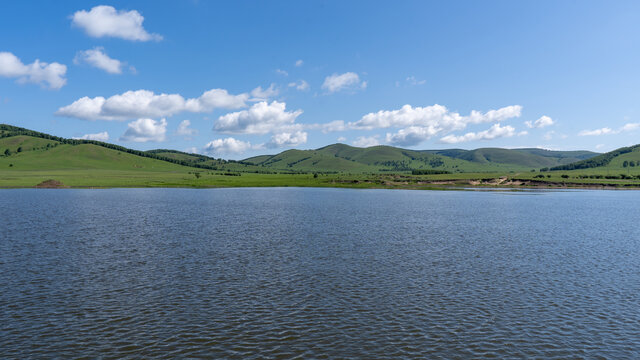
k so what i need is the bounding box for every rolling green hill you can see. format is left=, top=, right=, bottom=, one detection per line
left=547, top=144, right=640, bottom=172
left=245, top=143, right=600, bottom=173
left=429, top=148, right=597, bottom=168
left=3, top=123, right=640, bottom=189
left=146, top=149, right=266, bottom=172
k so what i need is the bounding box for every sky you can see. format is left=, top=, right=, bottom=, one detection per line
left=1, top=1, right=639, bottom=159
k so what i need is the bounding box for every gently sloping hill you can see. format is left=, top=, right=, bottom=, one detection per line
left=0, top=124, right=244, bottom=172
left=429, top=147, right=599, bottom=168
left=245, top=144, right=534, bottom=173
left=147, top=149, right=264, bottom=172
left=245, top=148, right=376, bottom=172
left=0, top=143, right=196, bottom=172
left=550, top=144, right=640, bottom=171
left=0, top=135, right=60, bottom=154
left=512, top=148, right=597, bottom=164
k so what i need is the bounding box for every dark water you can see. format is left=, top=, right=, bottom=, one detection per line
left=1, top=188, right=639, bottom=359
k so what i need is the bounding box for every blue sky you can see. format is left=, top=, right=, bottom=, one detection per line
left=1, top=1, right=639, bottom=159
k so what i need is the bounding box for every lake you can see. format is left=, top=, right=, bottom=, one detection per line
left=1, top=188, right=639, bottom=358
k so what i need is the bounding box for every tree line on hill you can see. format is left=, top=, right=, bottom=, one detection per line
left=544, top=145, right=639, bottom=171
left=0, top=124, right=246, bottom=171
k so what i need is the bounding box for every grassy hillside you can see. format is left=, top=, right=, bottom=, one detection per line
left=548, top=144, right=640, bottom=171
left=245, top=143, right=599, bottom=173
left=146, top=149, right=266, bottom=172
left=427, top=148, right=597, bottom=168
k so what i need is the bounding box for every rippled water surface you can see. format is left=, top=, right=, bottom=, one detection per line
left=1, top=188, right=639, bottom=358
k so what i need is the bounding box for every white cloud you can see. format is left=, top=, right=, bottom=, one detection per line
left=578, top=122, right=640, bottom=136
left=319, top=120, right=346, bottom=133
left=57, top=89, right=248, bottom=121
left=0, top=52, right=67, bottom=89
left=337, top=136, right=347, bottom=142
left=250, top=84, right=279, bottom=100
left=525, top=115, right=554, bottom=128
left=439, top=124, right=516, bottom=144
left=621, top=122, right=640, bottom=132
left=176, top=119, right=198, bottom=137
left=353, top=135, right=380, bottom=147
left=322, top=72, right=365, bottom=93
left=214, top=101, right=303, bottom=134
left=370, top=104, right=522, bottom=146
left=295, top=59, right=303, bottom=67
left=71, top=5, right=162, bottom=41
left=578, top=127, right=614, bottom=136
left=385, top=126, right=441, bottom=146
left=267, top=131, right=307, bottom=148
left=275, top=69, right=288, bottom=76
left=204, top=137, right=252, bottom=154
left=518, top=131, right=528, bottom=136
left=354, top=104, right=522, bottom=146
left=185, top=89, right=249, bottom=112
left=352, top=104, right=522, bottom=131
left=288, top=80, right=309, bottom=91
left=406, top=76, right=426, bottom=85
left=74, top=47, right=125, bottom=74
left=120, top=118, right=167, bottom=142
left=73, top=131, right=109, bottom=141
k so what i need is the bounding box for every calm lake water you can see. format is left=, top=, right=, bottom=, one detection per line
left=1, top=188, right=639, bottom=358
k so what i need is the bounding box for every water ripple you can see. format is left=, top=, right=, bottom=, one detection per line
left=1, top=188, right=639, bottom=358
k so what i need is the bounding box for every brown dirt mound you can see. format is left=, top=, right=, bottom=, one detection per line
left=35, top=179, right=68, bottom=188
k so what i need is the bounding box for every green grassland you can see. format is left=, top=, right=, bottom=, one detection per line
left=243, top=143, right=591, bottom=173
left=2, top=123, right=640, bottom=189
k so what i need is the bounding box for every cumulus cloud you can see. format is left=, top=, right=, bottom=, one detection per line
left=525, top=115, right=554, bottom=129
left=322, top=72, right=366, bottom=93
left=185, top=89, right=249, bottom=112
left=267, top=131, right=307, bottom=148
left=71, top=5, right=162, bottom=41
left=176, top=119, right=198, bottom=137
left=0, top=52, right=67, bottom=89
left=56, top=89, right=248, bottom=121
left=337, top=136, right=347, bottom=142
left=204, top=137, right=252, bottom=154
left=295, top=59, right=303, bottom=67
left=353, top=135, right=381, bottom=147
left=250, top=84, right=279, bottom=100
left=353, top=104, right=522, bottom=147
left=578, top=122, right=640, bottom=136
left=73, top=131, right=109, bottom=141
left=120, top=118, right=167, bottom=142
left=74, top=47, right=125, bottom=74
left=439, top=124, right=516, bottom=144
left=288, top=80, right=309, bottom=91
left=352, top=104, right=522, bottom=131
left=214, top=101, right=303, bottom=135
